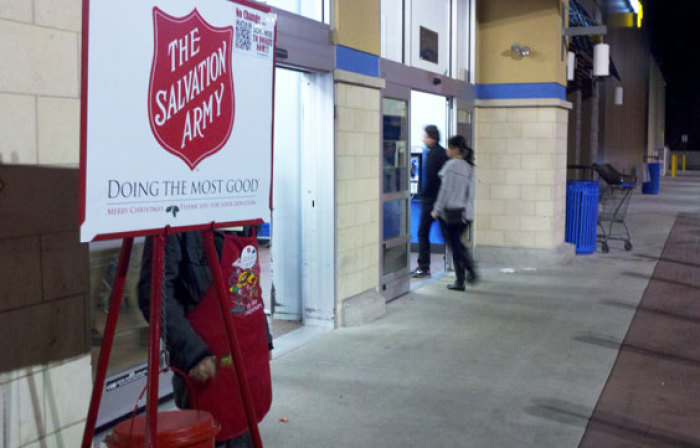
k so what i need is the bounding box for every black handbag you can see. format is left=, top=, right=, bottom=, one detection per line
left=443, top=208, right=465, bottom=225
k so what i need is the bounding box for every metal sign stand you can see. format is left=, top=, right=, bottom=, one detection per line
left=80, top=226, right=263, bottom=448
left=81, top=237, right=134, bottom=448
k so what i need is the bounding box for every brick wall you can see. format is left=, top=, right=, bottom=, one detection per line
left=334, top=80, right=382, bottom=324
left=0, top=0, right=81, bottom=166
left=0, top=166, right=91, bottom=447
left=474, top=102, right=570, bottom=249
left=1, top=356, right=91, bottom=447
left=1, top=1, right=90, bottom=445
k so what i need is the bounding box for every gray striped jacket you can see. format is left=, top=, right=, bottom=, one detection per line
left=432, top=158, right=476, bottom=222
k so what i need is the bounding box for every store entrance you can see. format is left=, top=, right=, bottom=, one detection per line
left=409, top=90, right=451, bottom=275
left=381, top=88, right=453, bottom=301
left=262, top=67, right=335, bottom=334
left=260, top=68, right=303, bottom=337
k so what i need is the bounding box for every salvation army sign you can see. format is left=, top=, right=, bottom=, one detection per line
left=80, top=0, right=276, bottom=242
left=148, top=8, right=235, bottom=169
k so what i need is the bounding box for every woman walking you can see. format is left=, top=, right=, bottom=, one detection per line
left=431, top=135, right=478, bottom=291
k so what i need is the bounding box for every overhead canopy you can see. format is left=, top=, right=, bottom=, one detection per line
left=603, top=0, right=639, bottom=14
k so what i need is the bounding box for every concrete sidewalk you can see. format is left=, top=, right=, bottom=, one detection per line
left=260, top=173, right=700, bottom=448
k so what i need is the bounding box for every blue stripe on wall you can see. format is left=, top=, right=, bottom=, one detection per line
left=336, top=45, right=380, bottom=78
left=476, top=83, right=566, bottom=100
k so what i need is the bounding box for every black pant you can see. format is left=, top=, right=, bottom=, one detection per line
left=439, top=220, right=475, bottom=283
left=417, top=201, right=438, bottom=270
left=217, top=432, right=252, bottom=448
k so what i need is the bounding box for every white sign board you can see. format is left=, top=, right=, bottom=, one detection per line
left=81, top=0, right=276, bottom=242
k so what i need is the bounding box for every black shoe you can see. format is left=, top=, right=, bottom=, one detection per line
left=411, top=268, right=431, bottom=279
left=447, top=282, right=466, bottom=291
left=467, top=272, right=480, bottom=286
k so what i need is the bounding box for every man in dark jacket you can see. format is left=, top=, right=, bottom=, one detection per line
left=138, top=229, right=273, bottom=448
left=413, top=125, right=448, bottom=278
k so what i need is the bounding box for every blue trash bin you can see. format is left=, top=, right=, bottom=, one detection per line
left=259, top=222, right=271, bottom=238
left=642, top=162, right=661, bottom=195
left=565, top=181, right=599, bottom=255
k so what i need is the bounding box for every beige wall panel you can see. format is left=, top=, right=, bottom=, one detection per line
left=0, top=93, right=37, bottom=164
left=37, top=97, right=80, bottom=166
left=334, top=0, right=381, bottom=55
left=0, top=20, right=79, bottom=97
left=477, top=0, right=568, bottom=85
left=34, top=0, right=82, bottom=32
left=0, top=0, right=32, bottom=22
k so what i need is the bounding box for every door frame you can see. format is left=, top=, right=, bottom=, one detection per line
left=379, top=58, right=475, bottom=300
left=270, top=11, right=336, bottom=328
left=299, top=71, right=335, bottom=328
left=381, top=84, right=412, bottom=301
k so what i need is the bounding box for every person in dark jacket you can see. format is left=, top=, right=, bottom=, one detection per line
left=412, top=125, right=449, bottom=278
left=138, top=229, right=273, bottom=448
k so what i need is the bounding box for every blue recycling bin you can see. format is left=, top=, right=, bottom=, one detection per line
left=565, top=181, right=599, bottom=255
left=642, top=162, right=661, bottom=195
left=259, top=222, right=271, bottom=238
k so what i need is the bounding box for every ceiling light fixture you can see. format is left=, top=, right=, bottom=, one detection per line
left=511, top=44, right=531, bottom=58
left=567, top=51, right=576, bottom=81
left=628, top=0, right=641, bottom=15
left=593, top=43, right=610, bottom=77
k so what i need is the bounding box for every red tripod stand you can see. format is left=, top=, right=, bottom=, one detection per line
left=80, top=225, right=264, bottom=448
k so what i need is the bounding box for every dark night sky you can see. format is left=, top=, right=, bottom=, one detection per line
left=645, top=0, right=700, bottom=150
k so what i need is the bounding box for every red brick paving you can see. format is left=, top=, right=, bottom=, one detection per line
left=579, top=213, right=700, bottom=448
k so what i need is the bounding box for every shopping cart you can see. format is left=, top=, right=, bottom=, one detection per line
left=592, top=163, right=636, bottom=254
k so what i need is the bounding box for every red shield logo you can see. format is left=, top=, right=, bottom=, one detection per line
left=149, top=8, right=235, bottom=170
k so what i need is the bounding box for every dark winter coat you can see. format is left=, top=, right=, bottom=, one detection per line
left=421, top=143, right=449, bottom=204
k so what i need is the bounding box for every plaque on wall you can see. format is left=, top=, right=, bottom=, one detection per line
left=419, top=26, right=439, bottom=64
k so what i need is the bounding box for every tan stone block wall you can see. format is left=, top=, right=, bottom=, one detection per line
left=0, top=355, right=92, bottom=448
left=0, top=93, right=37, bottom=163
left=1, top=0, right=87, bottom=441
left=38, top=97, right=80, bottom=165
left=335, top=82, right=381, bottom=315
left=0, top=167, right=90, bottom=447
left=0, top=0, right=81, bottom=166
left=474, top=104, right=569, bottom=249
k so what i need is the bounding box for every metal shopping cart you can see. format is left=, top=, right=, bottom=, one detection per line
left=592, top=163, right=636, bottom=254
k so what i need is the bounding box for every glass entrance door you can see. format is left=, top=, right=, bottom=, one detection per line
left=381, top=97, right=411, bottom=300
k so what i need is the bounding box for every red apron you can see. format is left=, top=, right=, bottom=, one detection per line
left=186, top=233, right=272, bottom=441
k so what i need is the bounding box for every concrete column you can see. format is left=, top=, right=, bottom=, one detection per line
left=590, top=80, right=600, bottom=165
left=574, top=89, right=583, bottom=166
left=334, top=70, right=386, bottom=327
left=473, top=99, right=574, bottom=265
